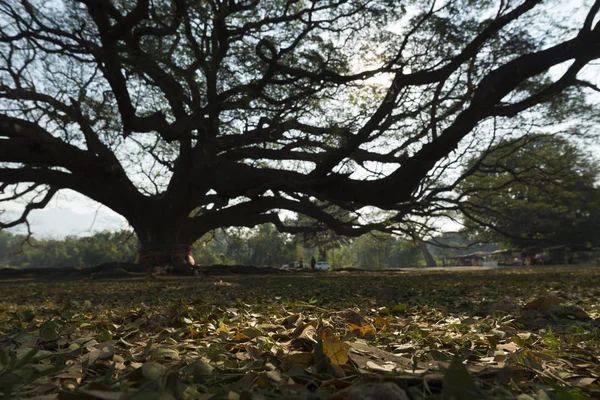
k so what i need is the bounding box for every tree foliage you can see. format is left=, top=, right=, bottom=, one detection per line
left=1, top=0, right=599, bottom=258
left=458, top=134, right=600, bottom=248
left=0, top=230, right=137, bottom=268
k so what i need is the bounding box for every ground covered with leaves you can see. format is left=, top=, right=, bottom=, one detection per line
left=1, top=266, right=599, bottom=399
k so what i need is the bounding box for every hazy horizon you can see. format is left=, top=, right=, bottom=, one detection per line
left=4, top=207, right=127, bottom=239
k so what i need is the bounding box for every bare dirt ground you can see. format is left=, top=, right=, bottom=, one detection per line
left=1, top=263, right=592, bottom=284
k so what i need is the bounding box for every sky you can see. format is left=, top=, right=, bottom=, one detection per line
left=4, top=190, right=127, bottom=238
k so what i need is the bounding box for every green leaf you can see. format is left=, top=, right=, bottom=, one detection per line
left=151, top=347, right=179, bottom=360
left=442, top=355, right=479, bottom=400
left=141, top=338, right=154, bottom=360
left=97, top=327, right=112, bottom=341
left=15, top=310, right=35, bottom=323
left=40, top=321, right=58, bottom=342
left=142, top=361, right=166, bottom=380
left=554, top=387, right=589, bottom=400
left=313, top=341, right=333, bottom=375
left=14, top=348, right=38, bottom=369
left=0, top=347, right=8, bottom=367
left=391, top=303, right=408, bottom=314
left=183, top=359, right=214, bottom=376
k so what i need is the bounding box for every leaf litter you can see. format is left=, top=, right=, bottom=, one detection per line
left=0, top=266, right=599, bottom=399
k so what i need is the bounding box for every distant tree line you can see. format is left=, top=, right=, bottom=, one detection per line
left=0, top=230, right=138, bottom=269
left=0, top=225, right=430, bottom=270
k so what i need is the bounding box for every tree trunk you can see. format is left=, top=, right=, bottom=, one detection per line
left=318, top=247, right=327, bottom=261
left=134, top=222, right=196, bottom=266
left=419, top=243, right=436, bottom=268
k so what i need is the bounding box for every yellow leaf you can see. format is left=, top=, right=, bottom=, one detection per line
left=348, top=324, right=377, bottom=339
left=323, top=341, right=350, bottom=365
left=360, top=325, right=377, bottom=339
left=234, top=331, right=250, bottom=342
left=216, top=321, right=229, bottom=334
left=374, top=317, right=389, bottom=330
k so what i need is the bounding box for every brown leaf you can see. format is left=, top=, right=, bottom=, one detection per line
left=329, top=382, right=409, bottom=400
left=319, top=327, right=337, bottom=342
left=282, top=313, right=301, bottom=329
left=282, top=352, right=313, bottom=369
left=321, top=378, right=353, bottom=389
left=299, top=325, right=317, bottom=342
left=330, top=363, right=346, bottom=378
left=78, top=389, right=126, bottom=400
left=279, top=383, right=311, bottom=395
left=339, top=310, right=366, bottom=326
left=255, top=324, right=280, bottom=332
left=497, top=342, right=519, bottom=353
left=523, top=296, right=562, bottom=311
left=347, top=342, right=418, bottom=372
left=245, top=345, right=263, bottom=360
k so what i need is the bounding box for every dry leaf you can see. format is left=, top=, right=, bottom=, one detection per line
left=234, top=331, right=250, bottom=341
left=323, top=341, right=350, bottom=365
left=570, top=377, right=597, bottom=387
left=282, top=313, right=301, bottom=329
left=374, top=316, right=389, bottom=330
left=216, top=321, right=229, bottom=334
left=319, top=327, right=337, bottom=342
left=329, top=382, right=409, bottom=400
left=299, top=325, right=317, bottom=342
left=366, top=360, right=397, bottom=372
left=339, top=310, right=366, bottom=326
left=348, top=323, right=377, bottom=339
left=282, top=352, right=313, bottom=368
left=497, top=342, right=519, bottom=353
left=523, top=296, right=562, bottom=311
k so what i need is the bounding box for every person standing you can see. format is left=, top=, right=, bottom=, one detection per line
left=311, top=256, right=316, bottom=269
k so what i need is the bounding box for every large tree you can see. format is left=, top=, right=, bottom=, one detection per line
left=1, top=0, right=600, bottom=263
left=457, top=134, right=600, bottom=248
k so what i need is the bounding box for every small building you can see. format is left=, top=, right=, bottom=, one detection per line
left=487, top=249, right=522, bottom=266
left=450, top=252, right=486, bottom=266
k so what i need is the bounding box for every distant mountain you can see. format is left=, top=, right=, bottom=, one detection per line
left=4, top=208, right=127, bottom=239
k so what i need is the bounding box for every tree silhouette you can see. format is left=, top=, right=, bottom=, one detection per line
left=1, top=0, right=599, bottom=263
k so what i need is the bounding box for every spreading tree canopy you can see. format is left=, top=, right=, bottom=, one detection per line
left=458, top=134, right=600, bottom=248
left=1, top=0, right=600, bottom=263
